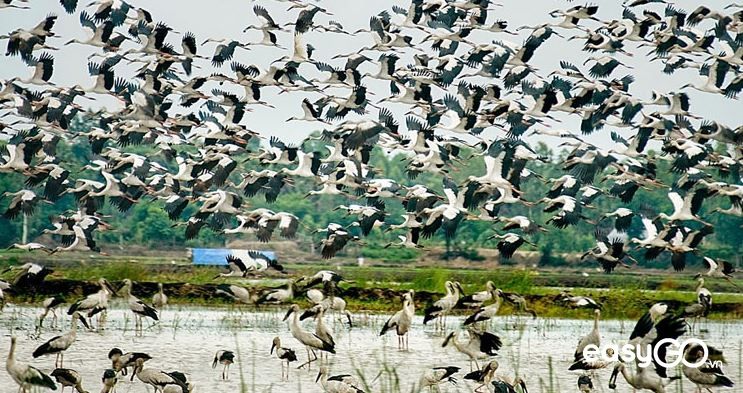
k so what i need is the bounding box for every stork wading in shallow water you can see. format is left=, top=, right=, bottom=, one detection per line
left=134, top=357, right=189, bottom=393
left=300, top=304, right=337, bottom=363
left=38, top=295, right=65, bottom=330
left=271, top=336, right=297, bottom=381
left=681, top=343, right=735, bottom=392
left=212, top=350, right=235, bottom=380
left=108, top=348, right=152, bottom=381
left=569, top=309, right=605, bottom=373
left=67, top=278, right=116, bottom=331
left=380, top=290, right=415, bottom=351
left=7, top=336, right=57, bottom=393
left=50, top=368, right=88, bottom=393
left=33, top=312, right=89, bottom=368
left=283, top=304, right=335, bottom=370
left=442, top=328, right=502, bottom=371
left=119, top=279, right=159, bottom=335
left=152, top=282, right=168, bottom=309
left=609, top=303, right=686, bottom=393
left=423, top=281, right=462, bottom=330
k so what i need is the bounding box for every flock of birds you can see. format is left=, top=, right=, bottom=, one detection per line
left=0, top=0, right=741, bottom=270
left=0, top=0, right=742, bottom=391
left=0, top=261, right=738, bottom=393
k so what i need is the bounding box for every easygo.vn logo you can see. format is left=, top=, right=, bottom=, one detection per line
left=583, top=338, right=715, bottom=369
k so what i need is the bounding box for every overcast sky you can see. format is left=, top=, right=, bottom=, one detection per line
left=0, top=0, right=738, bottom=151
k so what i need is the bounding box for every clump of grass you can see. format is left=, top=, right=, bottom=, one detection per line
left=63, top=262, right=151, bottom=282
left=496, top=269, right=534, bottom=293
left=410, top=267, right=449, bottom=292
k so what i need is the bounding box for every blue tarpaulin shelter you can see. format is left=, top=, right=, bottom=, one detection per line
left=190, top=248, right=276, bottom=265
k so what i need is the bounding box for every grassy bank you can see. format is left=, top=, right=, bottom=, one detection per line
left=1, top=253, right=741, bottom=320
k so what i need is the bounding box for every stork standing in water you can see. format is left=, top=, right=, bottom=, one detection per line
left=51, top=368, right=88, bottom=393
left=38, top=295, right=65, bottom=330
left=301, top=305, right=336, bottom=363
left=271, top=336, right=297, bottom=381
left=306, top=287, right=354, bottom=328
left=212, top=350, right=235, bottom=380
left=33, top=312, right=89, bottom=368
left=569, top=309, right=603, bottom=372
left=152, top=283, right=168, bottom=309
left=423, top=281, right=462, bottom=330
left=108, top=348, right=152, bottom=381
left=6, top=336, right=57, bottom=393
left=464, top=360, right=499, bottom=392
left=682, top=343, right=735, bottom=392
left=380, top=290, right=415, bottom=351
left=283, top=304, right=335, bottom=370
left=442, top=328, right=502, bottom=371
left=134, top=357, right=189, bottom=393
left=609, top=304, right=686, bottom=393
left=685, top=276, right=712, bottom=333
left=119, top=279, right=159, bottom=335
left=67, top=278, right=116, bottom=331
left=492, top=376, right=528, bottom=393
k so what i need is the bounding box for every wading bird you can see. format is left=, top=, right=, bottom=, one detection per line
left=270, top=336, right=297, bottom=381
left=283, top=304, right=335, bottom=370
left=50, top=368, right=88, bottom=393
left=212, top=350, right=235, bottom=380
left=119, top=279, right=159, bottom=335
left=380, top=290, right=415, bottom=351
left=7, top=336, right=57, bottom=393
left=33, top=312, right=89, bottom=368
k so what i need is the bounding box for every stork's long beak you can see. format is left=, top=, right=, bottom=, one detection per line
left=103, top=280, right=116, bottom=295
left=442, top=331, right=455, bottom=347
left=270, top=342, right=276, bottom=354
left=282, top=308, right=293, bottom=321
left=212, top=356, right=218, bottom=369
left=315, top=371, right=322, bottom=383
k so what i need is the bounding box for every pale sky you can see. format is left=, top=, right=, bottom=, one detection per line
left=0, top=0, right=738, bottom=152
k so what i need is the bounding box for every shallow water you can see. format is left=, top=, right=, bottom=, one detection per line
left=0, top=304, right=741, bottom=393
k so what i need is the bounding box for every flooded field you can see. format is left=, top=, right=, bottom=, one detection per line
left=1, top=304, right=741, bottom=393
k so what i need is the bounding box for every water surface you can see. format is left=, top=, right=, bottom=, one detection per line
left=0, top=304, right=741, bottom=392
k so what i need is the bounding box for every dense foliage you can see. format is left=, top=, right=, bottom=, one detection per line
left=1, top=117, right=740, bottom=269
